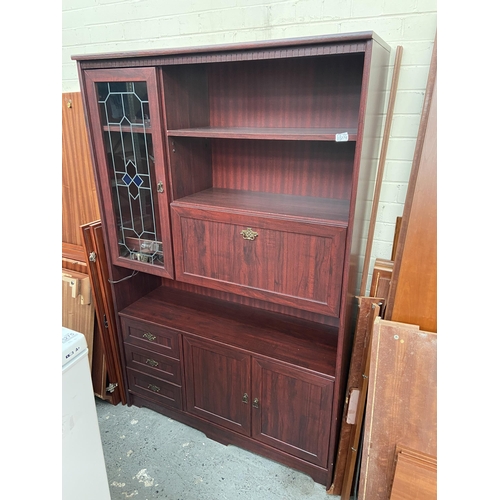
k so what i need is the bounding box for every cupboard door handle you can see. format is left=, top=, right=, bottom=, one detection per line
left=143, top=332, right=156, bottom=341
left=242, top=393, right=249, bottom=404
left=240, top=228, right=258, bottom=241
left=252, top=398, right=259, bottom=408
left=148, top=384, right=161, bottom=393
left=157, top=181, right=164, bottom=193
left=146, top=358, right=159, bottom=367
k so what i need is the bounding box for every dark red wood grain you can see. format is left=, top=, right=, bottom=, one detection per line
left=75, top=32, right=391, bottom=488
left=184, top=336, right=252, bottom=436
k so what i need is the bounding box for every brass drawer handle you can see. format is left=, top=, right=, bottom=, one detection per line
left=148, top=384, right=161, bottom=393
left=143, top=332, right=156, bottom=341
left=242, top=393, right=249, bottom=404
left=240, top=228, right=258, bottom=241
left=146, top=358, right=159, bottom=367
left=252, top=397, right=259, bottom=409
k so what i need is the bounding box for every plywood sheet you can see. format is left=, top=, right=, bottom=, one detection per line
left=358, top=318, right=437, bottom=500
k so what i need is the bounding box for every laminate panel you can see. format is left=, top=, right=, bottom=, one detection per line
left=62, top=92, right=100, bottom=247
left=127, top=368, right=182, bottom=410
left=121, top=316, right=181, bottom=359
left=207, top=56, right=364, bottom=130
left=212, top=140, right=354, bottom=200
left=171, top=204, right=346, bottom=315
left=387, top=40, right=437, bottom=332
left=184, top=336, right=251, bottom=436
left=252, top=357, right=334, bottom=467
left=124, top=343, right=182, bottom=385
left=390, top=447, right=437, bottom=500
left=389, top=78, right=437, bottom=331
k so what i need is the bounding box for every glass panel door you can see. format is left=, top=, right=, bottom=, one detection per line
left=84, top=68, right=173, bottom=278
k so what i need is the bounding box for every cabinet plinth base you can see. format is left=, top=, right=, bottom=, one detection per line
left=128, top=392, right=331, bottom=486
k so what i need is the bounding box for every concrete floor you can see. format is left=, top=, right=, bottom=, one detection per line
left=95, top=398, right=344, bottom=500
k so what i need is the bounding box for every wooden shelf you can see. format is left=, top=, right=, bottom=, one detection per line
left=171, top=188, right=350, bottom=226
left=167, top=127, right=357, bottom=142
left=120, top=286, right=339, bottom=376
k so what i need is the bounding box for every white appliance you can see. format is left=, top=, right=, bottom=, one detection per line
left=62, top=327, right=111, bottom=500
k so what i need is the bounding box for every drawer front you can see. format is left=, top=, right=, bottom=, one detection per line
left=171, top=207, right=346, bottom=316
left=120, top=317, right=180, bottom=359
left=126, top=368, right=183, bottom=410
left=124, top=343, right=182, bottom=385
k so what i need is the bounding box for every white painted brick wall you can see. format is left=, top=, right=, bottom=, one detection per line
left=62, top=0, right=437, bottom=295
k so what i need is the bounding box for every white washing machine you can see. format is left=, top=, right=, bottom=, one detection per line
left=62, top=327, right=111, bottom=500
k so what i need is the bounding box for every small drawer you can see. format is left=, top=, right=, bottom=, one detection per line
left=120, top=317, right=180, bottom=359
left=126, top=368, right=183, bottom=410
left=124, top=343, right=182, bottom=385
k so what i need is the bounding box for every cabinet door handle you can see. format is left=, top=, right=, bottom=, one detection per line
left=252, top=397, right=259, bottom=408
left=143, top=332, right=156, bottom=341
left=240, top=228, right=258, bottom=241
left=146, top=358, right=159, bottom=367
left=242, top=393, right=249, bottom=404
left=148, top=384, right=161, bottom=393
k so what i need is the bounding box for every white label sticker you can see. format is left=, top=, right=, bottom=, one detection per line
left=335, top=132, right=349, bottom=142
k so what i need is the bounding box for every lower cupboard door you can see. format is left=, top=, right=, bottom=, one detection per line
left=251, top=357, right=334, bottom=467
left=183, top=336, right=252, bottom=436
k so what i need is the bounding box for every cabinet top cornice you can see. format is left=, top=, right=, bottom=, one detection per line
left=72, top=30, right=389, bottom=64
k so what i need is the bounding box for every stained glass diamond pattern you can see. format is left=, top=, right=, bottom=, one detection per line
left=122, top=160, right=143, bottom=199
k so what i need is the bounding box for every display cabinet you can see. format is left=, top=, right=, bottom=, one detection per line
left=83, top=68, right=174, bottom=278
left=74, top=32, right=390, bottom=488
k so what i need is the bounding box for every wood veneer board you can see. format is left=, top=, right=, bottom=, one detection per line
left=385, top=35, right=437, bottom=332
left=62, top=92, right=100, bottom=247
left=390, top=446, right=437, bottom=499
left=358, top=318, right=437, bottom=500
left=329, top=296, right=384, bottom=495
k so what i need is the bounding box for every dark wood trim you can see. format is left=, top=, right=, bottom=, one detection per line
left=72, top=31, right=389, bottom=64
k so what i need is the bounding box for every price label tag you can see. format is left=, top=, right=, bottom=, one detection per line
left=335, top=132, right=349, bottom=142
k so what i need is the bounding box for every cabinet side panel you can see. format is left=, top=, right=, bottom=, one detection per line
left=163, top=65, right=210, bottom=130
left=329, top=39, right=390, bottom=485
left=168, top=137, right=213, bottom=200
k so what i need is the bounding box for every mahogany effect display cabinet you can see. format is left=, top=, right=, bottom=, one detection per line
left=73, top=32, right=390, bottom=487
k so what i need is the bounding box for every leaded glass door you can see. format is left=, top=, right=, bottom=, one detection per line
left=83, top=67, right=174, bottom=278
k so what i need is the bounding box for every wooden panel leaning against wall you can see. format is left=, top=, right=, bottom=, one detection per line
left=62, top=92, right=124, bottom=403
left=62, top=93, right=100, bottom=248
left=385, top=37, right=437, bottom=333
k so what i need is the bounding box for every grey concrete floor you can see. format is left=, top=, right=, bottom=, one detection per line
left=95, top=398, right=343, bottom=500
